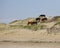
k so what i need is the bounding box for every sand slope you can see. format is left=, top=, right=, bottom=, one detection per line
left=0, top=28, right=60, bottom=42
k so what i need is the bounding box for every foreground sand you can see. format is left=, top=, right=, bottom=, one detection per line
left=0, top=28, right=60, bottom=42
left=0, top=42, right=60, bottom=48
left=0, top=28, right=60, bottom=48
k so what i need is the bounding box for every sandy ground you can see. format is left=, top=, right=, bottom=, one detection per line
left=0, top=42, right=60, bottom=48
left=0, top=27, right=60, bottom=48
left=0, top=28, right=60, bottom=41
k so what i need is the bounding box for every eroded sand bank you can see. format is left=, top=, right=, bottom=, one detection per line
left=0, top=29, right=60, bottom=42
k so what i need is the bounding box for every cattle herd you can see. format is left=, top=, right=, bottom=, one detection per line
left=27, top=14, right=48, bottom=25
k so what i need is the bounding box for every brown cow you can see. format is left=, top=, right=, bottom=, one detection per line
left=36, top=18, right=41, bottom=22
left=42, top=18, right=47, bottom=22
left=27, top=21, right=37, bottom=25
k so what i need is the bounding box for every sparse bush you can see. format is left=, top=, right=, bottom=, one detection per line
left=0, top=28, right=6, bottom=31
left=23, top=25, right=32, bottom=29
left=55, top=22, right=60, bottom=25
left=10, top=25, right=24, bottom=29
left=40, top=25, right=43, bottom=29
left=23, top=25, right=45, bottom=31
left=23, top=25, right=37, bottom=31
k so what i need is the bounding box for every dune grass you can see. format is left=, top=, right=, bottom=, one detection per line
left=0, top=24, right=46, bottom=31
left=23, top=25, right=45, bottom=31
left=0, top=28, right=6, bottom=31
left=50, top=22, right=60, bottom=29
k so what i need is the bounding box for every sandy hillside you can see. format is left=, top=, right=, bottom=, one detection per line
left=0, top=28, right=60, bottom=42
left=0, top=16, right=60, bottom=42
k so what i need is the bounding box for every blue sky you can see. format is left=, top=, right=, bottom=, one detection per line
left=0, top=0, right=60, bottom=23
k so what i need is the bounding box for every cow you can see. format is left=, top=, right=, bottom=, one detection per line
left=42, top=18, right=47, bottom=22
left=27, top=21, right=37, bottom=25
left=39, top=14, right=46, bottom=18
left=36, top=18, right=41, bottom=22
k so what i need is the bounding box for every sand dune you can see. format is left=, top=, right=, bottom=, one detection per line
left=0, top=28, right=60, bottom=42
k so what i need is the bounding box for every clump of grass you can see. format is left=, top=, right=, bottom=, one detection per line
left=0, top=28, right=6, bottom=31
left=23, top=25, right=45, bottom=31
left=55, top=22, right=60, bottom=25
left=51, top=22, right=60, bottom=29
left=40, top=25, right=44, bottom=29
left=23, top=25, right=32, bottom=29
left=0, top=24, right=46, bottom=31
left=10, top=25, right=24, bottom=29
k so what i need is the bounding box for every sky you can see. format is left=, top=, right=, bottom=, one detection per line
left=0, top=0, right=60, bottom=23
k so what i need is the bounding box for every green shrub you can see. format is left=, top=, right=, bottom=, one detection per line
left=23, top=25, right=45, bottom=31
left=0, top=28, right=6, bottom=31
left=10, top=25, right=24, bottom=29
